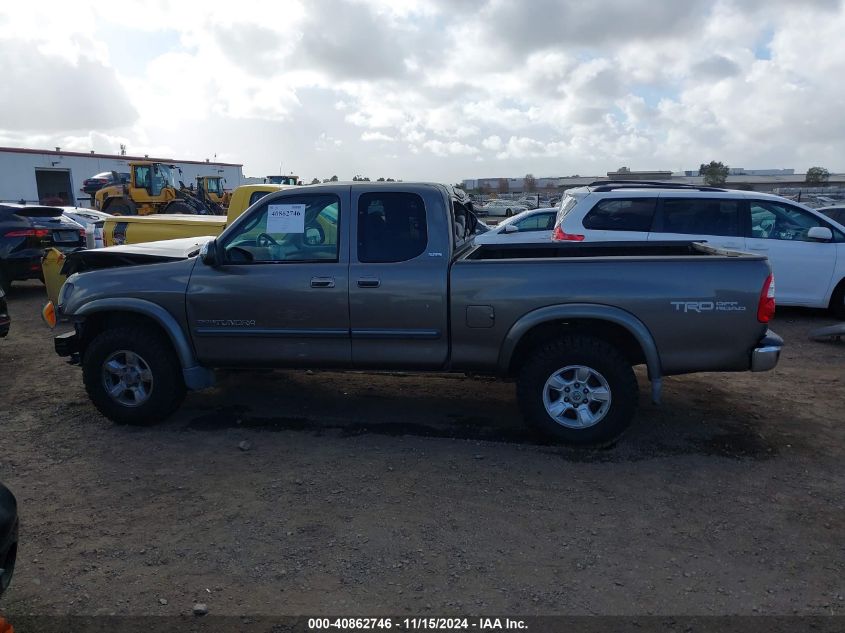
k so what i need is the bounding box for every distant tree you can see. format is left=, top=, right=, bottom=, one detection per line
left=616, top=166, right=631, bottom=173
left=497, top=178, right=509, bottom=194
left=699, top=161, right=729, bottom=186
left=386, top=178, right=395, bottom=182
left=377, top=177, right=385, bottom=182
left=805, top=166, right=830, bottom=184
left=329, top=175, right=338, bottom=182
left=310, top=177, right=320, bottom=184
left=523, top=173, right=536, bottom=193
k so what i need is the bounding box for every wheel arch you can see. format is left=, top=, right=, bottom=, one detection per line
left=499, top=304, right=663, bottom=402
left=74, top=298, right=214, bottom=390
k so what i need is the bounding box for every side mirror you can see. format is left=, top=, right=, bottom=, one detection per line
left=200, top=239, right=220, bottom=266
left=807, top=226, right=833, bottom=241
left=502, top=224, right=519, bottom=233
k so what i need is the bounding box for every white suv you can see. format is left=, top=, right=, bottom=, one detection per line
left=552, top=182, right=845, bottom=317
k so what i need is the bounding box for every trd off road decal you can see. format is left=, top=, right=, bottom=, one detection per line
left=670, top=301, right=746, bottom=313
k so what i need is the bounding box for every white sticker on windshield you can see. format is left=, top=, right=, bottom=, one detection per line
left=267, top=204, right=306, bottom=233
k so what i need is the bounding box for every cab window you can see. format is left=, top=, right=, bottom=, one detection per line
left=133, top=165, right=151, bottom=190
left=358, top=192, right=427, bottom=263
left=222, top=194, right=340, bottom=263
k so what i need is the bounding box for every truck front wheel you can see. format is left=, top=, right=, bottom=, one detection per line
left=517, top=335, right=638, bottom=446
left=82, top=326, right=185, bottom=425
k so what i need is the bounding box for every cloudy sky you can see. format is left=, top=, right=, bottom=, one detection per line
left=1, top=0, right=844, bottom=182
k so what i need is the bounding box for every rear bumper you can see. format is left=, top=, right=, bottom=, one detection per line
left=751, top=329, right=783, bottom=372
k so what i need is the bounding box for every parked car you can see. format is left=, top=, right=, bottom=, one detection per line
left=61, top=207, right=110, bottom=248
left=817, top=206, right=845, bottom=226
left=0, top=204, right=86, bottom=292
left=517, top=197, right=539, bottom=210
left=81, top=171, right=130, bottom=196
left=473, top=207, right=557, bottom=245
left=481, top=199, right=528, bottom=217
left=0, top=288, right=9, bottom=338
left=552, top=181, right=845, bottom=317
left=48, top=182, right=781, bottom=446
left=0, top=482, right=17, bottom=598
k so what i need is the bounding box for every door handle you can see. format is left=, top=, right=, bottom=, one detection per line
left=310, top=276, right=335, bottom=288
left=357, top=278, right=380, bottom=288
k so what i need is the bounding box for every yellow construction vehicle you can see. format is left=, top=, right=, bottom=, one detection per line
left=189, top=176, right=231, bottom=209
left=94, top=161, right=214, bottom=216
left=264, top=175, right=300, bottom=185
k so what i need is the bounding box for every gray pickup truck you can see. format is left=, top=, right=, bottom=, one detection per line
left=51, top=182, right=782, bottom=445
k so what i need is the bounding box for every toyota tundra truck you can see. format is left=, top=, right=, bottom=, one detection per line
left=47, top=182, right=782, bottom=445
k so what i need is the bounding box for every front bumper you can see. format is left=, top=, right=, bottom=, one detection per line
left=55, top=330, right=80, bottom=357
left=751, top=329, right=783, bottom=372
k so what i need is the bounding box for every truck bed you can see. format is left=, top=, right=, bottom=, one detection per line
left=450, top=240, right=770, bottom=376
left=463, top=240, right=761, bottom=261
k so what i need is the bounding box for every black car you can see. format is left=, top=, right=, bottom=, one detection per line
left=0, top=204, right=86, bottom=292
left=0, top=482, right=17, bottom=598
left=81, top=171, right=130, bottom=195
left=0, top=288, right=9, bottom=337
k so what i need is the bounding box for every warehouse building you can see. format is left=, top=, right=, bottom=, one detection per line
left=0, top=146, right=244, bottom=206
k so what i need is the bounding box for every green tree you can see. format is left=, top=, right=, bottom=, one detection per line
left=329, top=175, right=339, bottom=182
left=523, top=173, right=536, bottom=193
left=310, top=177, right=320, bottom=184
left=377, top=177, right=385, bottom=182
left=699, top=161, right=729, bottom=186
left=805, top=166, right=830, bottom=184
left=616, top=166, right=630, bottom=173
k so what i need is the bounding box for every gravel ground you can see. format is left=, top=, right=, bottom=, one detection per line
left=0, top=281, right=843, bottom=617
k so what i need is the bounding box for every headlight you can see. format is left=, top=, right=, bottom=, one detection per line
left=58, top=282, right=74, bottom=308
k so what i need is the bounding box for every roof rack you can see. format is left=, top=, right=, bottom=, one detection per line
left=587, top=180, right=727, bottom=192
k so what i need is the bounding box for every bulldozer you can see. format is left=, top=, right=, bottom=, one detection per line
left=183, top=176, right=230, bottom=212
left=94, top=161, right=215, bottom=215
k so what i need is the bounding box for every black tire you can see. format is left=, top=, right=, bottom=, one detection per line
left=517, top=335, right=638, bottom=446
left=82, top=326, right=186, bottom=425
left=0, top=518, right=17, bottom=597
left=164, top=201, right=195, bottom=214
left=104, top=200, right=135, bottom=216
left=505, top=208, right=513, bottom=217
left=830, top=280, right=845, bottom=320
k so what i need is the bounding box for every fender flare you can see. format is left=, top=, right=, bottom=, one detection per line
left=498, top=303, right=664, bottom=403
left=74, top=298, right=214, bottom=390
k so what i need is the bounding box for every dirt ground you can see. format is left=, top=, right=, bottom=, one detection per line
left=0, top=280, right=843, bottom=617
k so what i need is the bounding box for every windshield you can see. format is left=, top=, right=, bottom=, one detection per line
left=157, top=164, right=177, bottom=189
left=206, top=178, right=223, bottom=194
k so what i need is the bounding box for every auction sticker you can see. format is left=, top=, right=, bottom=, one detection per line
left=267, top=204, right=306, bottom=233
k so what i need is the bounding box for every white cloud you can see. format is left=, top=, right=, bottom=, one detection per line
left=361, top=131, right=396, bottom=142
left=1, top=0, right=845, bottom=181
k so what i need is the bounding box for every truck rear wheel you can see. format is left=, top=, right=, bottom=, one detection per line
left=517, top=335, right=638, bottom=446
left=82, top=326, right=185, bottom=425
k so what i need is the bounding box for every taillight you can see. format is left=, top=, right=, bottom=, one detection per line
left=757, top=274, right=775, bottom=323
left=552, top=225, right=585, bottom=241
left=5, top=228, right=49, bottom=238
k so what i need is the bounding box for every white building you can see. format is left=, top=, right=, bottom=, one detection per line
left=0, top=146, right=244, bottom=207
